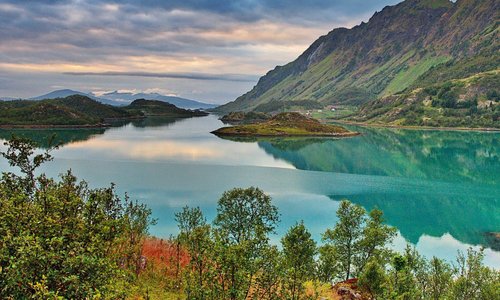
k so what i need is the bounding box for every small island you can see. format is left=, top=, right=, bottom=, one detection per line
left=212, top=112, right=359, bottom=137
left=219, top=111, right=270, bottom=124
left=124, top=99, right=208, bottom=117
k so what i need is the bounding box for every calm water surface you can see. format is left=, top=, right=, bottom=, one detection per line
left=0, top=115, right=499, bottom=268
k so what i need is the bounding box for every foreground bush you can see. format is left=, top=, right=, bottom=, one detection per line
left=0, top=137, right=154, bottom=299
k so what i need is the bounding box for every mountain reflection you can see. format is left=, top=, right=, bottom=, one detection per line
left=221, top=126, right=500, bottom=250
left=256, top=126, right=500, bottom=185
left=0, top=117, right=188, bottom=148
left=0, top=128, right=106, bottom=149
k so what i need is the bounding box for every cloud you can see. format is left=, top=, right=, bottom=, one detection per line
left=0, top=0, right=401, bottom=101
left=64, top=71, right=259, bottom=82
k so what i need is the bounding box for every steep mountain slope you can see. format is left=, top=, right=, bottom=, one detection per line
left=216, top=0, right=499, bottom=124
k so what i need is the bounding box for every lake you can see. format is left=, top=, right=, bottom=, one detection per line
left=0, top=115, right=499, bottom=268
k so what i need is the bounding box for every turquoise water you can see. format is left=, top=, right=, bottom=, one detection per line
left=0, top=115, right=498, bottom=268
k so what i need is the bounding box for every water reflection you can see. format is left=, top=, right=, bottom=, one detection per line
left=218, top=126, right=500, bottom=252
left=0, top=128, right=106, bottom=148
left=256, top=126, right=500, bottom=185
left=0, top=116, right=498, bottom=267
left=0, top=116, right=195, bottom=148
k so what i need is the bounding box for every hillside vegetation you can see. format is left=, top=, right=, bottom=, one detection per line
left=353, top=70, right=500, bottom=128
left=124, top=99, right=208, bottom=117
left=212, top=112, right=357, bottom=137
left=215, top=0, right=499, bottom=128
left=0, top=95, right=134, bottom=126
left=0, top=95, right=208, bottom=127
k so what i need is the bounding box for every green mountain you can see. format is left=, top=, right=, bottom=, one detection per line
left=0, top=96, right=208, bottom=127
left=216, top=0, right=499, bottom=127
left=124, top=99, right=208, bottom=117
left=0, top=95, right=137, bottom=127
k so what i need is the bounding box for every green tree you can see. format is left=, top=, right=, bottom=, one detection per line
left=281, top=221, right=317, bottom=300
left=387, top=247, right=423, bottom=300
left=253, top=245, right=285, bottom=300
left=175, top=206, right=213, bottom=299
left=322, top=200, right=366, bottom=281
left=213, top=187, right=280, bottom=300
left=355, top=208, right=397, bottom=275
left=428, top=257, right=452, bottom=300
left=450, top=248, right=500, bottom=300
left=0, top=136, right=154, bottom=299
left=358, top=259, right=387, bottom=299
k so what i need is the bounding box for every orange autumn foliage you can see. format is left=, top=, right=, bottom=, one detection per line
left=140, top=237, right=190, bottom=277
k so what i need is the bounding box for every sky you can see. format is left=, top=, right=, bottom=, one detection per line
left=0, top=0, right=400, bottom=104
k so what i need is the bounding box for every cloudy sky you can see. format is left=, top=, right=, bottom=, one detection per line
left=0, top=0, right=400, bottom=104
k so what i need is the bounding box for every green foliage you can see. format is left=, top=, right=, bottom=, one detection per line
left=254, top=100, right=322, bottom=113
left=213, top=187, right=280, bottom=300
left=358, top=259, right=387, bottom=299
left=281, top=221, right=317, bottom=300
left=450, top=248, right=500, bottom=300
left=124, top=99, right=208, bottom=117
left=321, top=201, right=395, bottom=282
left=356, top=208, right=397, bottom=274
left=175, top=206, right=212, bottom=299
left=0, top=136, right=154, bottom=299
left=383, top=56, right=450, bottom=96
left=212, top=112, right=354, bottom=137
left=355, top=71, right=500, bottom=128
left=0, top=95, right=206, bottom=127
left=322, top=200, right=366, bottom=281
left=0, top=95, right=137, bottom=126
left=428, top=257, right=452, bottom=300
left=172, top=195, right=500, bottom=300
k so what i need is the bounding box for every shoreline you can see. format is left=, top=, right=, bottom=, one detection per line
left=211, top=131, right=360, bottom=138
left=0, top=114, right=209, bottom=130
left=0, top=123, right=111, bottom=129
left=327, top=119, right=500, bottom=132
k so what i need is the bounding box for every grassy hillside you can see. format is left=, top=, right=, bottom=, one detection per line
left=215, top=0, right=499, bottom=128
left=124, top=99, right=208, bottom=117
left=0, top=96, right=209, bottom=127
left=351, top=70, right=500, bottom=128
left=0, top=95, right=136, bottom=126
left=212, top=112, right=357, bottom=137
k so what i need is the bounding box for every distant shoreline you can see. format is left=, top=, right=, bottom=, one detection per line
left=0, top=124, right=111, bottom=129
left=328, top=119, right=500, bottom=132
left=211, top=131, right=360, bottom=138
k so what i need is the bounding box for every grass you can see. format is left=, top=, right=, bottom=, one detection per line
left=212, top=112, right=358, bottom=137
left=310, top=106, right=358, bottom=120
left=383, top=55, right=450, bottom=96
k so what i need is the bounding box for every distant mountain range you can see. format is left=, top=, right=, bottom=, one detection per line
left=216, top=0, right=499, bottom=128
left=28, top=89, right=121, bottom=106
left=2, top=89, right=216, bottom=110
left=99, top=91, right=217, bottom=109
